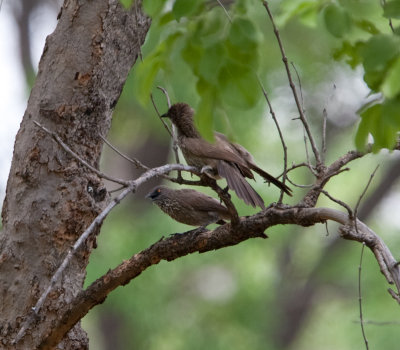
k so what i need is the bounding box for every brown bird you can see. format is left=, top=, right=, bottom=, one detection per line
left=146, top=186, right=230, bottom=227
left=161, top=103, right=292, bottom=208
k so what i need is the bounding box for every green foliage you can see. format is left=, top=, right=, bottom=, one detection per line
left=318, top=1, right=400, bottom=151
left=142, top=0, right=166, bottom=17
left=323, top=3, right=352, bottom=38
left=132, top=0, right=262, bottom=138
left=383, top=0, right=400, bottom=19
left=281, top=0, right=400, bottom=151
left=356, top=100, right=400, bottom=152
left=87, top=2, right=400, bottom=349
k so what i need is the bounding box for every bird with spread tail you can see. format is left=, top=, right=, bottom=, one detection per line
left=161, top=103, right=292, bottom=209
left=146, top=186, right=230, bottom=227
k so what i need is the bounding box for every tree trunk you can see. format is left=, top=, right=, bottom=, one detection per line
left=0, top=0, right=150, bottom=348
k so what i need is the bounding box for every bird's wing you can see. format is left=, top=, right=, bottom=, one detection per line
left=177, top=189, right=230, bottom=215
left=216, top=133, right=292, bottom=196
left=182, top=136, right=250, bottom=169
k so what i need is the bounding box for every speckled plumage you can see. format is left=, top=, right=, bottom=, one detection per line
left=162, top=103, right=292, bottom=209
left=146, top=186, right=230, bottom=227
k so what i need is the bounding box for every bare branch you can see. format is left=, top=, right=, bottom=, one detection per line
left=358, top=243, right=369, bottom=350
left=150, top=93, right=173, bottom=137
left=258, top=79, right=289, bottom=203
left=322, top=108, right=327, bottom=163
left=216, top=0, right=233, bottom=22
left=321, top=190, right=353, bottom=218
left=153, top=87, right=183, bottom=180
left=13, top=163, right=199, bottom=346
left=354, top=165, right=380, bottom=218
left=39, top=205, right=400, bottom=348
left=99, top=134, right=149, bottom=171
left=34, top=121, right=131, bottom=186
left=262, top=0, right=322, bottom=167
left=157, top=86, right=171, bottom=108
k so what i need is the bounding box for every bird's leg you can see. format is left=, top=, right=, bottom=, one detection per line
left=200, top=165, right=219, bottom=179
left=222, top=186, right=231, bottom=198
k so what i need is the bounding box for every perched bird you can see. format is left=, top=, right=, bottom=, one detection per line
left=146, top=186, right=230, bottom=227
left=161, top=103, right=292, bottom=208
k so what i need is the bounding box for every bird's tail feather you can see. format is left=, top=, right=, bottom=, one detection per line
left=218, top=161, right=265, bottom=209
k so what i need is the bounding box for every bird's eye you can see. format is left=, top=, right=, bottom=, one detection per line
left=157, top=189, right=161, bottom=193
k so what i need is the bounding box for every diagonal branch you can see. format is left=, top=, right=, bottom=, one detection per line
left=13, top=163, right=199, bottom=346
left=39, top=205, right=400, bottom=349
left=262, top=0, right=322, bottom=168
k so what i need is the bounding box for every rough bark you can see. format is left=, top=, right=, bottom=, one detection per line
left=0, top=0, right=150, bottom=348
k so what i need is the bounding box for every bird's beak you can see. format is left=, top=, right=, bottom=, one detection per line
left=160, top=113, right=168, bottom=118
left=145, top=190, right=157, bottom=200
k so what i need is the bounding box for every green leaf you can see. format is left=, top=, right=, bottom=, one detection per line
left=133, top=33, right=182, bottom=105
left=333, top=41, right=364, bottom=68
left=198, top=43, right=225, bottom=83
left=355, top=104, right=381, bottom=151
left=382, top=57, right=400, bottom=98
left=196, top=80, right=216, bottom=141
left=383, top=1, right=400, bottom=19
left=181, top=41, right=203, bottom=75
left=361, top=34, right=400, bottom=72
left=195, top=11, right=226, bottom=47
left=323, top=4, right=352, bottom=38
left=353, top=19, right=380, bottom=35
left=172, top=0, right=200, bottom=21
left=143, top=0, right=165, bottom=17
left=356, top=100, right=400, bottom=151
left=134, top=56, right=163, bottom=106
left=218, top=62, right=260, bottom=109
left=228, top=17, right=261, bottom=50
left=364, top=70, right=385, bottom=91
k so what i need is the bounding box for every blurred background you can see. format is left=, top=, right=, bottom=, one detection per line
left=1, top=0, right=400, bottom=349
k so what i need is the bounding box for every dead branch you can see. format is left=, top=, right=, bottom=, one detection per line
left=13, top=163, right=199, bottom=345
left=39, top=205, right=400, bottom=349
left=262, top=0, right=322, bottom=168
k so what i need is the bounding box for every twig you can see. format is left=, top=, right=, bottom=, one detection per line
left=291, top=62, right=305, bottom=115
left=12, top=163, right=199, bottom=345
left=157, top=86, right=171, bottom=108
left=381, top=0, right=395, bottom=33
left=324, top=221, right=330, bottom=236
left=34, top=121, right=130, bottom=186
left=150, top=94, right=172, bottom=137
left=155, top=86, right=183, bottom=180
left=354, top=165, right=380, bottom=219
left=321, top=190, right=353, bottom=218
left=358, top=242, right=369, bottom=350
left=322, top=108, right=327, bottom=163
left=277, top=162, right=309, bottom=177
left=216, top=0, right=232, bottom=22
left=285, top=177, right=314, bottom=188
left=99, top=134, right=149, bottom=171
left=262, top=1, right=322, bottom=167
left=303, top=130, right=318, bottom=176
left=258, top=78, right=289, bottom=203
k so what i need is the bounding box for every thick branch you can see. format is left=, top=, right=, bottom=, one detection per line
left=40, top=206, right=400, bottom=348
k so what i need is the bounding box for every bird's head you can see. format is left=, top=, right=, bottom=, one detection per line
left=146, top=186, right=169, bottom=202
left=161, top=103, right=194, bottom=123
left=161, top=103, right=199, bottom=138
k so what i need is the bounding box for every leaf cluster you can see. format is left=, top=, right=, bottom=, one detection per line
left=132, top=0, right=263, bottom=139
left=314, top=0, right=400, bottom=151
